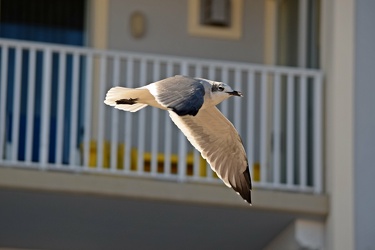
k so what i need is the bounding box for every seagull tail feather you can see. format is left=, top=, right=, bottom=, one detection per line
left=104, top=86, right=148, bottom=112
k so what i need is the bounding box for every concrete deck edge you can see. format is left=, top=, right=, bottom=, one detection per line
left=0, top=167, right=328, bottom=216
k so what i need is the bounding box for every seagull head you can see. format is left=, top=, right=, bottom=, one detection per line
left=209, top=81, right=243, bottom=104
left=211, top=82, right=242, bottom=97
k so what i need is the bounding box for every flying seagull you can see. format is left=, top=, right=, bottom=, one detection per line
left=104, top=75, right=252, bottom=204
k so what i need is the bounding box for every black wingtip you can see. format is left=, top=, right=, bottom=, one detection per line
left=241, top=189, right=252, bottom=205
left=236, top=189, right=251, bottom=205
left=236, top=167, right=252, bottom=205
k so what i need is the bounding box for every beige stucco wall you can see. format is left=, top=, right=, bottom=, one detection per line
left=106, top=0, right=265, bottom=63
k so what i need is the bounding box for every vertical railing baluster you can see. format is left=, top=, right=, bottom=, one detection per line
left=299, top=75, right=308, bottom=189
left=314, top=74, right=323, bottom=193
left=39, top=48, right=52, bottom=167
left=246, top=70, right=255, bottom=182
left=68, top=52, right=80, bottom=166
left=83, top=54, right=93, bottom=169
left=234, top=68, right=242, bottom=132
left=55, top=52, right=66, bottom=166
left=123, top=56, right=134, bottom=172
left=0, top=45, right=8, bottom=162
left=110, top=55, right=120, bottom=172
left=150, top=61, right=160, bottom=175
left=272, top=72, right=281, bottom=186
left=97, top=55, right=107, bottom=171
left=11, top=46, right=22, bottom=162
left=137, top=58, right=147, bottom=174
left=286, top=73, right=295, bottom=187
left=25, top=48, right=36, bottom=163
left=164, top=61, right=173, bottom=176
left=260, top=70, right=268, bottom=184
left=233, top=67, right=242, bottom=151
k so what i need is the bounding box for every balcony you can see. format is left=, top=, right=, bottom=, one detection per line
left=0, top=38, right=323, bottom=197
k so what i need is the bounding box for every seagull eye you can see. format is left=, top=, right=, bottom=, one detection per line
left=218, top=86, right=225, bottom=91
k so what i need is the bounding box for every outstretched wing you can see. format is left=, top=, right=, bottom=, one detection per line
left=169, top=106, right=252, bottom=204
left=147, top=75, right=205, bottom=116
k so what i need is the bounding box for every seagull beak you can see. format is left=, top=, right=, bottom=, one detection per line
left=228, top=90, right=243, bottom=97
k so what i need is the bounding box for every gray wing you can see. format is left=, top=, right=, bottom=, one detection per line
left=147, top=75, right=205, bottom=116
left=169, top=106, right=252, bottom=204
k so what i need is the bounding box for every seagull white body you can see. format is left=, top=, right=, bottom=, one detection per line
left=104, top=75, right=252, bottom=204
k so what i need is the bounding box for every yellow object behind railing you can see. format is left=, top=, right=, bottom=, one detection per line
left=81, top=141, right=260, bottom=180
left=78, top=141, right=126, bottom=169
left=82, top=141, right=208, bottom=175
left=253, top=162, right=260, bottom=181
left=87, top=141, right=110, bottom=168
left=131, top=148, right=207, bottom=175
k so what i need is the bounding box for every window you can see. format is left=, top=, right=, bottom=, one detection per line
left=188, top=0, right=243, bottom=40
left=200, top=0, right=231, bottom=27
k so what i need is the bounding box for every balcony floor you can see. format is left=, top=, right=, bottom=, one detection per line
left=0, top=167, right=327, bottom=249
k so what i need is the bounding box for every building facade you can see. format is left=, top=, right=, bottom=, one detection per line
left=0, top=0, right=374, bottom=249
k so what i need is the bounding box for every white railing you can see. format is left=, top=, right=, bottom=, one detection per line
left=0, top=39, right=323, bottom=193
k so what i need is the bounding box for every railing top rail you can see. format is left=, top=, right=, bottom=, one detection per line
left=0, top=38, right=323, bottom=78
